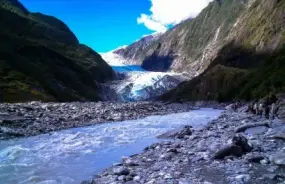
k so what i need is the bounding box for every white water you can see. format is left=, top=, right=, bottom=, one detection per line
left=0, top=109, right=223, bottom=184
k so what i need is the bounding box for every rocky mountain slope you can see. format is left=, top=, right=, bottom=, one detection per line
left=113, top=33, right=161, bottom=65
left=0, top=0, right=114, bottom=102
left=160, top=0, right=285, bottom=101
left=135, top=0, right=249, bottom=73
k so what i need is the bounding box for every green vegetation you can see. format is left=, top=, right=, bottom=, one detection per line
left=239, top=46, right=285, bottom=100
left=161, top=65, right=251, bottom=102
left=160, top=0, right=285, bottom=102
left=0, top=0, right=114, bottom=102
left=138, top=0, right=247, bottom=72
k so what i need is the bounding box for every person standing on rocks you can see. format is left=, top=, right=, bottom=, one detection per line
left=253, top=101, right=258, bottom=115
left=269, top=94, right=278, bottom=119
left=264, top=94, right=278, bottom=119
left=264, top=103, right=270, bottom=119
left=248, top=101, right=257, bottom=114
left=271, top=102, right=277, bottom=119
left=258, top=103, right=264, bottom=117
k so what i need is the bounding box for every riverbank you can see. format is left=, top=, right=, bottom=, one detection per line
left=0, top=101, right=204, bottom=140
left=0, top=109, right=223, bottom=184
left=89, top=109, right=285, bottom=184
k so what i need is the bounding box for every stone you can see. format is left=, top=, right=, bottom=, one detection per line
left=213, top=145, right=243, bottom=159
left=244, top=126, right=268, bottom=135
left=235, top=123, right=269, bottom=133
left=133, top=176, right=141, bottom=181
left=271, top=133, right=285, bottom=140
left=176, top=125, right=193, bottom=139
left=263, top=174, right=278, bottom=180
left=267, top=166, right=279, bottom=172
left=112, top=167, right=130, bottom=176
left=270, top=152, right=285, bottom=166
left=117, top=175, right=125, bottom=181
left=260, top=159, right=270, bottom=165
left=235, top=174, right=250, bottom=183
left=166, top=148, right=178, bottom=154
left=124, top=159, right=139, bottom=166
left=164, top=174, right=173, bottom=179
left=157, top=129, right=179, bottom=139
left=192, top=156, right=204, bottom=162
left=231, top=135, right=252, bottom=152
left=145, top=179, right=156, bottom=184
left=246, top=155, right=265, bottom=163
left=263, top=174, right=285, bottom=181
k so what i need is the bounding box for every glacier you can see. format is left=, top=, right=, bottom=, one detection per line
left=100, top=52, right=189, bottom=101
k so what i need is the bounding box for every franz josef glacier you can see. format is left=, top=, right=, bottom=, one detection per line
left=100, top=51, right=189, bottom=101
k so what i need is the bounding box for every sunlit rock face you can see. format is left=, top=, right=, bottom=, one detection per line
left=100, top=52, right=188, bottom=101
left=113, top=33, right=162, bottom=65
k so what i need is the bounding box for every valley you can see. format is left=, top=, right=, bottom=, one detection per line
left=0, top=0, right=285, bottom=184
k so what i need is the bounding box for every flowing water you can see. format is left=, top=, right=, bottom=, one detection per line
left=0, top=109, right=223, bottom=184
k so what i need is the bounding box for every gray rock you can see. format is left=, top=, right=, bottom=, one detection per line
left=232, top=135, right=252, bottom=152
left=133, top=176, right=141, bottom=181
left=244, top=126, right=268, bottom=135
left=213, top=145, right=243, bottom=159
left=176, top=125, right=193, bottom=139
left=117, top=175, right=125, bottom=181
left=124, top=159, right=139, bottom=166
left=270, top=151, right=285, bottom=166
left=263, top=174, right=285, bottom=181
left=271, top=133, right=285, bottom=140
left=235, top=122, right=269, bottom=133
left=235, top=174, right=250, bottom=183
left=112, top=167, right=130, bottom=176
left=214, top=135, right=252, bottom=159
left=246, top=155, right=265, bottom=163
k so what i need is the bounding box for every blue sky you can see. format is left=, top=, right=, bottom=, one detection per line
left=19, top=0, right=212, bottom=52
left=20, top=0, right=153, bottom=52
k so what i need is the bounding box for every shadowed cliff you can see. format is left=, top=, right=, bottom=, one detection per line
left=0, top=0, right=114, bottom=102
left=161, top=43, right=285, bottom=102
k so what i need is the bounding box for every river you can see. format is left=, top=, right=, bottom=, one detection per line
left=0, top=109, right=222, bottom=184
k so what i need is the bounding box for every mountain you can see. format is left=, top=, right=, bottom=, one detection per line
left=0, top=0, right=114, bottom=102
left=113, top=33, right=161, bottom=65
left=136, top=0, right=285, bottom=101
left=138, top=0, right=250, bottom=73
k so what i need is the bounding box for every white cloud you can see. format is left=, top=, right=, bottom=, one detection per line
left=137, top=14, right=167, bottom=33
left=137, top=0, right=213, bottom=32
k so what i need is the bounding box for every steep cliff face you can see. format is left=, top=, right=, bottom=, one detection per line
left=161, top=0, right=285, bottom=101
left=0, top=0, right=114, bottom=102
left=113, top=33, right=161, bottom=65
left=139, top=0, right=249, bottom=73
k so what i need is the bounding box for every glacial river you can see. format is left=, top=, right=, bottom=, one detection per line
left=0, top=109, right=223, bottom=184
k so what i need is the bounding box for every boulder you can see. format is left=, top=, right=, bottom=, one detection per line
left=112, top=167, right=130, bottom=176
left=176, top=125, right=193, bottom=139
left=235, top=122, right=269, bottom=133
left=270, top=151, right=285, bottom=166
left=232, top=134, right=252, bottom=152
left=213, top=135, right=252, bottom=159
left=246, top=155, right=265, bottom=163
left=213, top=145, right=243, bottom=159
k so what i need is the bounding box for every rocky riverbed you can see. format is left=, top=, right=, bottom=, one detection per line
left=88, top=108, right=285, bottom=184
left=0, top=101, right=202, bottom=140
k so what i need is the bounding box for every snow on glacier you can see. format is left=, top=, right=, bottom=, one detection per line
left=100, top=51, right=188, bottom=101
